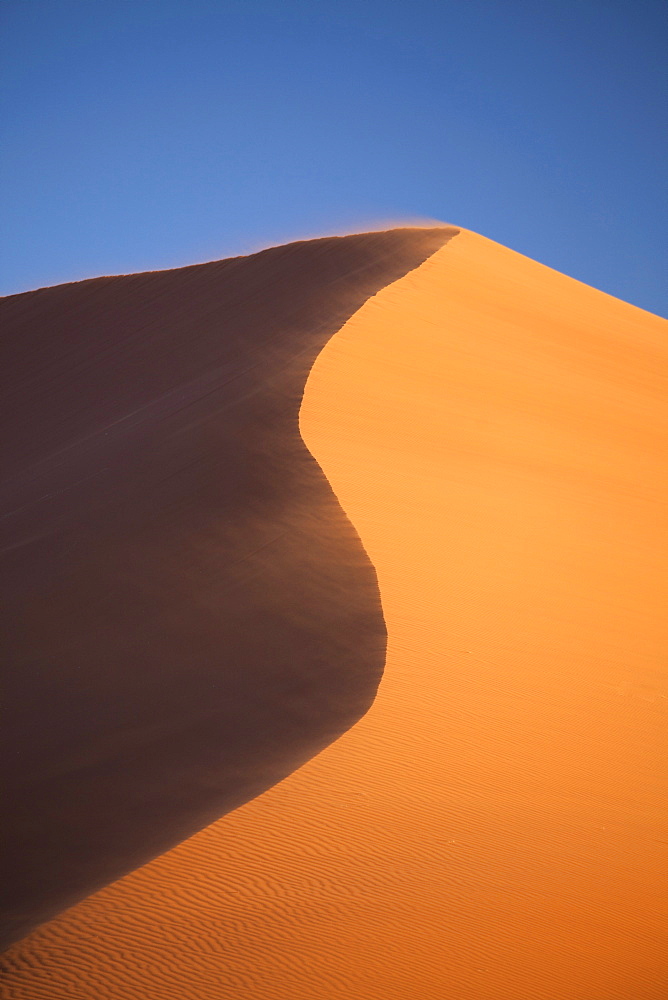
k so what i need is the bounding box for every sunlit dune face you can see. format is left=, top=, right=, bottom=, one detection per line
left=300, top=231, right=667, bottom=994
left=3, top=230, right=666, bottom=999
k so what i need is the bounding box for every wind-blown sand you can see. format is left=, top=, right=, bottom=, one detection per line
left=2, top=229, right=666, bottom=998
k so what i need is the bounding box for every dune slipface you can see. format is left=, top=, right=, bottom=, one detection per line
left=0, top=227, right=456, bottom=947
left=2, top=229, right=666, bottom=1000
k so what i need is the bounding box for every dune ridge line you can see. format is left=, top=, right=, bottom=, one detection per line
left=0, top=227, right=457, bottom=948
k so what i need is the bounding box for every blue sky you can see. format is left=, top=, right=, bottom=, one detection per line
left=1, top=0, right=666, bottom=315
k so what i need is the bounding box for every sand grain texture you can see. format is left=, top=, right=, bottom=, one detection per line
left=2, top=230, right=666, bottom=998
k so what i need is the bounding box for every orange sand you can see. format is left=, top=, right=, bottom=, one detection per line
left=2, top=230, right=666, bottom=998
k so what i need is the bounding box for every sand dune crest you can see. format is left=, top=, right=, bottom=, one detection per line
left=0, top=227, right=455, bottom=947
left=2, top=228, right=666, bottom=999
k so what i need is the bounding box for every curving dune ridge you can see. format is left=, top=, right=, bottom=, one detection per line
left=0, top=227, right=455, bottom=947
left=2, top=228, right=667, bottom=998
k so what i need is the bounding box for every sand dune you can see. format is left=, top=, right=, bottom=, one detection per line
left=0, top=227, right=454, bottom=947
left=2, top=229, right=666, bottom=998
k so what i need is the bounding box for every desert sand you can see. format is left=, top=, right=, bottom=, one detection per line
left=2, top=228, right=666, bottom=998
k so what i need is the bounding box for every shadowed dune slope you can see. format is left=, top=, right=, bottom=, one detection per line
left=0, top=227, right=456, bottom=948
left=3, top=229, right=667, bottom=999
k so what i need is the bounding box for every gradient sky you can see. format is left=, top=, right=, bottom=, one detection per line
left=1, top=0, right=666, bottom=315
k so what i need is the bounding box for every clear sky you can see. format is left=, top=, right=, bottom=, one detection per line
left=1, top=0, right=666, bottom=315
